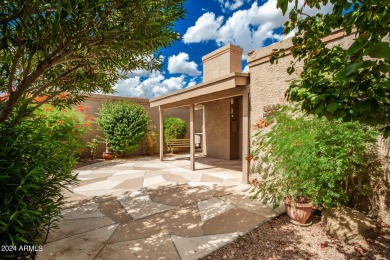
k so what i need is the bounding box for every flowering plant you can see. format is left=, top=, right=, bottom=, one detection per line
left=250, top=105, right=380, bottom=208
left=35, top=104, right=90, bottom=152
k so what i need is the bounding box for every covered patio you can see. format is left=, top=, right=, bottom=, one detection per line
left=150, top=71, right=250, bottom=184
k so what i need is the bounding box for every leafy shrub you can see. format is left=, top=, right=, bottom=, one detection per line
left=142, top=125, right=158, bottom=156
left=86, top=138, right=100, bottom=160
left=97, top=101, right=149, bottom=155
left=164, top=117, right=187, bottom=141
left=0, top=106, right=87, bottom=257
left=250, top=105, right=380, bottom=208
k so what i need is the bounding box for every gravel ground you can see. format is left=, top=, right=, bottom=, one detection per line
left=202, top=214, right=390, bottom=260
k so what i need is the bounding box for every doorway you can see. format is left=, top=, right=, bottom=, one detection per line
left=230, top=97, right=242, bottom=160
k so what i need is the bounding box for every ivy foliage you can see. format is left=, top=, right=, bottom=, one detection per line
left=273, top=0, right=390, bottom=136
left=164, top=117, right=187, bottom=141
left=97, top=101, right=149, bottom=155
left=0, top=0, right=185, bottom=125
left=251, top=105, right=380, bottom=208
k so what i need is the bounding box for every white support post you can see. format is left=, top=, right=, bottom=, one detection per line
left=190, top=103, right=195, bottom=171
left=159, top=106, right=164, bottom=161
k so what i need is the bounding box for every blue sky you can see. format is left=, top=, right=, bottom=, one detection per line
left=114, top=0, right=332, bottom=99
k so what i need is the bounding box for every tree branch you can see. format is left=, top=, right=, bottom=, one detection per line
left=8, top=36, right=23, bottom=93
left=29, top=64, right=83, bottom=101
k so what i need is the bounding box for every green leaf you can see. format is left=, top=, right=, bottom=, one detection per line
left=366, top=42, right=390, bottom=60
left=326, top=102, right=339, bottom=113
left=353, top=100, right=371, bottom=112
left=287, top=66, right=295, bottom=75
left=277, top=0, right=289, bottom=15
left=379, top=5, right=390, bottom=25
left=333, top=109, right=347, bottom=118
left=347, top=39, right=368, bottom=55
left=383, top=126, right=390, bottom=138
left=335, top=62, right=362, bottom=79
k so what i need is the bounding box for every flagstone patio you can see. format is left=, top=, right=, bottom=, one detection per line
left=37, top=156, right=284, bottom=260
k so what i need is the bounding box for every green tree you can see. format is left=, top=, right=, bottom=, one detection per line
left=0, top=0, right=185, bottom=125
left=164, top=117, right=187, bottom=141
left=273, top=0, right=390, bottom=135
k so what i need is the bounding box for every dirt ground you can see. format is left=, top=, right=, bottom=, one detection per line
left=75, top=158, right=104, bottom=168
left=202, top=214, right=390, bottom=260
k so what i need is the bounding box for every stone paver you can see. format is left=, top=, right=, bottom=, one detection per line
left=119, top=190, right=174, bottom=220
left=197, top=198, right=235, bottom=222
left=202, top=207, right=267, bottom=235
left=143, top=175, right=166, bottom=187
left=98, top=199, right=132, bottom=223
left=46, top=217, right=115, bottom=243
left=113, top=178, right=144, bottom=189
left=73, top=180, right=122, bottom=192
left=219, top=193, right=278, bottom=218
left=172, top=232, right=240, bottom=260
left=39, top=156, right=283, bottom=259
left=97, top=233, right=180, bottom=260
left=61, top=203, right=104, bottom=219
left=148, top=184, right=216, bottom=207
left=37, top=224, right=118, bottom=260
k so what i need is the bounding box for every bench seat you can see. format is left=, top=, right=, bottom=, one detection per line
left=166, top=139, right=190, bottom=153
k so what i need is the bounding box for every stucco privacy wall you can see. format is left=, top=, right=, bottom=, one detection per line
left=81, top=94, right=202, bottom=158
left=204, top=99, right=231, bottom=160
left=247, top=30, right=389, bottom=223
left=247, top=29, right=356, bottom=132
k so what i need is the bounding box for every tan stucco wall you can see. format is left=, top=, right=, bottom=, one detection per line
left=247, top=30, right=389, bottom=223
left=202, top=44, right=243, bottom=82
left=204, top=99, right=231, bottom=160
left=247, top=30, right=356, bottom=134
left=80, top=94, right=202, bottom=158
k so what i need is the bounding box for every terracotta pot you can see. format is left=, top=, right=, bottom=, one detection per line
left=102, top=152, right=113, bottom=160
left=284, top=197, right=313, bottom=224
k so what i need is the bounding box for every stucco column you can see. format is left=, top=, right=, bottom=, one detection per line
left=242, top=88, right=250, bottom=183
left=159, top=106, right=164, bottom=161
left=202, top=104, right=207, bottom=155
left=190, top=103, right=195, bottom=171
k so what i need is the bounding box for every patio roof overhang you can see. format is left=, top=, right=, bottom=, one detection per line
left=152, top=72, right=250, bottom=181
left=150, top=72, right=250, bottom=109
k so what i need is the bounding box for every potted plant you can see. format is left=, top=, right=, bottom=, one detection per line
left=250, top=105, right=378, bottom=225
left=102, top=138, right=113, bottom=160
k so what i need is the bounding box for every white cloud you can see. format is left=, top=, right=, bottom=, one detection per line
left=167, top=52, right=201, bottom=76
left=217, top=0, right=246, bottom=12
left=127, top=69, right=152, bottom=78
left=243, top=65, right=249, bottom=72
left=187, top=78, right=197, bottom=87
left=114, top=71, right=188, bottom=99
left=114, top=76, right=142, bottom=96
left=183, top=0, right=333, bottom=57
left=183, top=12, right=224, bottom=43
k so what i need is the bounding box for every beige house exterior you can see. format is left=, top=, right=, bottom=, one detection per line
left=79, top=28, right=389, bottom=224
left=149, top=29, right=356, bottom=184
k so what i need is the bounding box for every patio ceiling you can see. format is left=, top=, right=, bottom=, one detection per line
left=150, top=72, right=250, bottom=109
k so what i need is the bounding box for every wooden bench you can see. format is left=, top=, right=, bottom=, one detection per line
left=166, top=139, right=190, bottom=153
